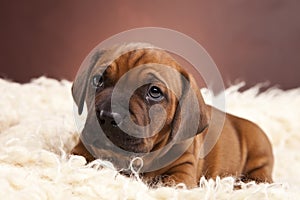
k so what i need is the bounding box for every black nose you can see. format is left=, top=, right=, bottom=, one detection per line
left=98, top=110, right=122, bottom=128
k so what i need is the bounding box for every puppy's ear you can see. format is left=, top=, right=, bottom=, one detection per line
left=72, top=51, right=102, bottom=115
left=171, top=71, right=210, bottom=141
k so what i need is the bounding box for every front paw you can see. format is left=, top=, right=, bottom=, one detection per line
left=147, top=174, right=197, bottom=188
left=71, top=140, right=95, bottom=163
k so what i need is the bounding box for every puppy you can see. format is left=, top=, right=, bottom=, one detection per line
left=71, top=43, right=274, bottom=188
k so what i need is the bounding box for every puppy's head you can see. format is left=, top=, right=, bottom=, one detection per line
left=72, top=43, right=209, bottom=157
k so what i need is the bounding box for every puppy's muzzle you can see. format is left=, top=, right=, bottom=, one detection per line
left=98, top=110, right=122, bottom=129
left=95, top=108, right=149, bottom=153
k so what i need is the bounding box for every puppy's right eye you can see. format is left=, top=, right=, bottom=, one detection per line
left=91, top=75, right=103, bottom=88
left=147, top=86, right=164, bottom=101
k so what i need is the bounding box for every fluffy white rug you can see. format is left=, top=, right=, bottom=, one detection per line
left=0, top=77, right=299, bottom=200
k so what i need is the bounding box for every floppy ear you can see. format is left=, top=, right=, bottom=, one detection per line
left=72, top=51, right=102, bottom=115
left=171, top=71, right=210, bottom=141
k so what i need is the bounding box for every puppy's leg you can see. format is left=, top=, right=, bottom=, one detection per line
left=242, top=122, right=274, bottom=183
left=242, top=152, right=273, bottom=183
left=160, top=152, right=199, bottom=188
left=243, top=164, right=273, bottom=183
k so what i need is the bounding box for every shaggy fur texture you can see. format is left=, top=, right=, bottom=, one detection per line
left=0, top=77, right=299, bottom=199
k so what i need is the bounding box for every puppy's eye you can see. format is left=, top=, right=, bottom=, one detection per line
left=92, top=74, right=103, bottom=88
left=148, top=86, right=164, bottom=101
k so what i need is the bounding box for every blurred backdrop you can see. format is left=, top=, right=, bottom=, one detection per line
left=0, top=0, right=299, bottom=89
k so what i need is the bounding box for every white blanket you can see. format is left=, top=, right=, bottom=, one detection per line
left=0, top=77, right=299, bottom=199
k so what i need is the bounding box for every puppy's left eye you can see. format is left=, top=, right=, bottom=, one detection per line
left=148, top=86, right=164, bottom=101
left=91, top=74, right=103, bottom=88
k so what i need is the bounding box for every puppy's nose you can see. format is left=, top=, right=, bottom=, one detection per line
left=98, top=110, right=122, bottom=128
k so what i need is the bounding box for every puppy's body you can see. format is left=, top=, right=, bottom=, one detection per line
left=71, top=43, right=274, bottom=188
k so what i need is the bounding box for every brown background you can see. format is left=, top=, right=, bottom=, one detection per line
left=0, top=0, right=299, bottom=89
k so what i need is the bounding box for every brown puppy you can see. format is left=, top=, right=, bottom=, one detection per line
left=71, top=43, right=274, bottom=188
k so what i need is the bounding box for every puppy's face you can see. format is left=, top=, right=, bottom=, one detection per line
left=72, top=43, right=209, bottom=161
left=91, top=48, right=182, bottom=153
